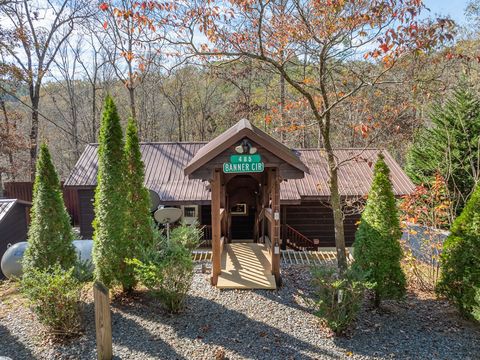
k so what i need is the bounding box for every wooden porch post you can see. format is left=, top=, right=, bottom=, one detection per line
left=270, top=168, right=281, bottom=285
left=220, top=180, right=227, bottom=241
left=211, top=169, right=222, bottom=285
left=261, top=173, right=267, bottom=242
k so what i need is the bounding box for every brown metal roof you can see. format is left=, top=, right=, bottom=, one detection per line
left=184, top=118, right=309, bottom=176
left=65, top=143, right=414, bottom=204
left=291, top=149, right=415, bottom=199
left=65, top=142, right=211, bottom=204
left=0, top=199, right=31, bottom=224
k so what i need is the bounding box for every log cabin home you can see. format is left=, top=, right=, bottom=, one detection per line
left=65, top=119, right=414, bottom=289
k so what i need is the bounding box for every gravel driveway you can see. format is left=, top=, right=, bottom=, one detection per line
left=1, top=265, right=479, bottom=360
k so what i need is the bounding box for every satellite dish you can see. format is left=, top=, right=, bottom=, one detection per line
left=149, top=189, right=161, bottom=212
left=154, top=207, right=182, bottom=224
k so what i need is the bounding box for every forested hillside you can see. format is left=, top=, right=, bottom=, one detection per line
left=1, top=1, right=479, bottom=182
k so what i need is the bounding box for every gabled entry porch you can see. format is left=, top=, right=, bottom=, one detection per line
left=184, top=119, right=308, bottom=289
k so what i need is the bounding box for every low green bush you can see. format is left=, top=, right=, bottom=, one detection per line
left=74, top=258, right=94, bottom=283
left=128, top=225, right=195, bottom=313
left=473, top=288, right=480, bottom=322
left=169, top=221, right=202, bottom=251
left=151, top=241, right=193, bottom=312
left=309, top=266, right=373, bottom=334
left=21, top=265, right=83, bottom=337
left=437, top=183, right=480, bottom=319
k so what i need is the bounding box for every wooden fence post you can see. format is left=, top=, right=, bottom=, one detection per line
left=93, top=282, right=112, bottom=360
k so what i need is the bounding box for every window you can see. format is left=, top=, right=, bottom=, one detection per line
left=183, top=206, right=197, bottom=218
left=230, top=203, right=247, bottom=215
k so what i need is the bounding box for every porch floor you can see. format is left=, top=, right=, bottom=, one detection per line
left=217, top=243, right=276, bottom=290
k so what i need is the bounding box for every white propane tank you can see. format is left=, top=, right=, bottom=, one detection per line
left=1, top=240, right=94, bottom=279
left=1, top=242, right=28, bottom=279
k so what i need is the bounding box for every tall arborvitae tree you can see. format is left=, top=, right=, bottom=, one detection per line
left=437, top=183, right=480, bottom=319
left=23, top=143, right=76, bottom=273
left=353, top=154, right=406, bottom=306
left=92, top=96, right=133, bottom=291
left=406, top=86, right=480, bottom=215
left=124, top=117, right=154, bottom=257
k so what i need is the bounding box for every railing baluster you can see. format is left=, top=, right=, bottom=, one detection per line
left=284, top=224, right=316, bottom=251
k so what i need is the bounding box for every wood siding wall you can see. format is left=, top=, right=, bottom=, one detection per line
left=78, top=189, right=95, bottom=239
left=285, top=201, right=360, bottom=247
left=0, top=204, right=30, bottom=277
left=4, top=182, right=79, bottom=225
left=76, top=195, right=360, bottom=248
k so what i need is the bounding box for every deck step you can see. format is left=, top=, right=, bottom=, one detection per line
left=217, top=243, right=276, bottom=290
left=217, top=273, right=276, bottom=289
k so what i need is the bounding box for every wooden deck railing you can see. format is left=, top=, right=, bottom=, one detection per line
left=199, top=223, right=318, bottom=251
left=282, top=224, right=318, bottom=251
left=198, top=225, right=212, bottom=248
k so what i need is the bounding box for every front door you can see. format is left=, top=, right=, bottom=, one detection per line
left=230, top=203, right=255, bottom=240
left=226, top=175, right=259, bottom=242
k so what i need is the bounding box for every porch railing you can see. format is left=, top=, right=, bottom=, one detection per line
left=198, top=223, right=318, bottom=251
left=282, top=224, right=318, bottom=251
left=199, top=225, right=212, bottom=248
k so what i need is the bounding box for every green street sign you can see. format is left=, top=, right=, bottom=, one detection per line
left=223, top=162, right=265, bottom=173
left=230, top=154, right=262, bottom=164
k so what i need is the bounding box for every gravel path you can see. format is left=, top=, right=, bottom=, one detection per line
left=1, top=265, right=479, bottom=360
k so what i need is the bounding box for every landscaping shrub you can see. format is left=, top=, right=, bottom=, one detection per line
left=23, top=143, right=76, bottom=273
left=124, top=117, right=155, bottom=260
left=74, top=258, right=94, bottom=283
left=473, top=288, right=480, bottom=322
left=92, top=96, right=132, bottom=291
left=437, top=183, right=480, bottom=319
left=309, top=266, right=372, bottom=334
left=21, top=265, right=83, bottom=337
left=151, top=240, right=194, bottom=313
left=353, top=154, right=406, bottom=306
left=169, top=221, right=202, bottom=251
left=128, top=225, right=195, bottom=313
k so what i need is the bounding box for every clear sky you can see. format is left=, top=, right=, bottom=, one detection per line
left=424, top=0, right=470, bottom=24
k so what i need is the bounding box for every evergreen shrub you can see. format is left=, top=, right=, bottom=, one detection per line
left=437, top=183, right=480, bottom=319
left=23, top=143, right=76, bottom=273
left=128, top=224, right=197, bottom=313
left=353, top=154, right=406, bottom=306
left=92, top=96, right=132, bottom=291
left=310, top=266, right=372, bottom=334
left=124, top=117, right=154, bottom=262
left=406, top=86, right=480, bottom=214
left=21, top=265, right=82, bottom=337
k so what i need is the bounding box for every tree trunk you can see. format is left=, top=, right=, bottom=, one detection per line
left=29, top=95, right=40, bottom=181
left=177, top=113, right=183, bottom=141
left=322, top=123, right=348, bottom=273
left=316, top=53, right=347, bottom=274
left=327, top=156, right=348, bottom=273
left=1, top=97, right=15, bottom=182
left=91, top=79, right=98, bottom=142
left=128, top=86, right=137, bottom=121
left=68, top=90, right=80, bottom=160
left=280, top=73, right=286, bottom=142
